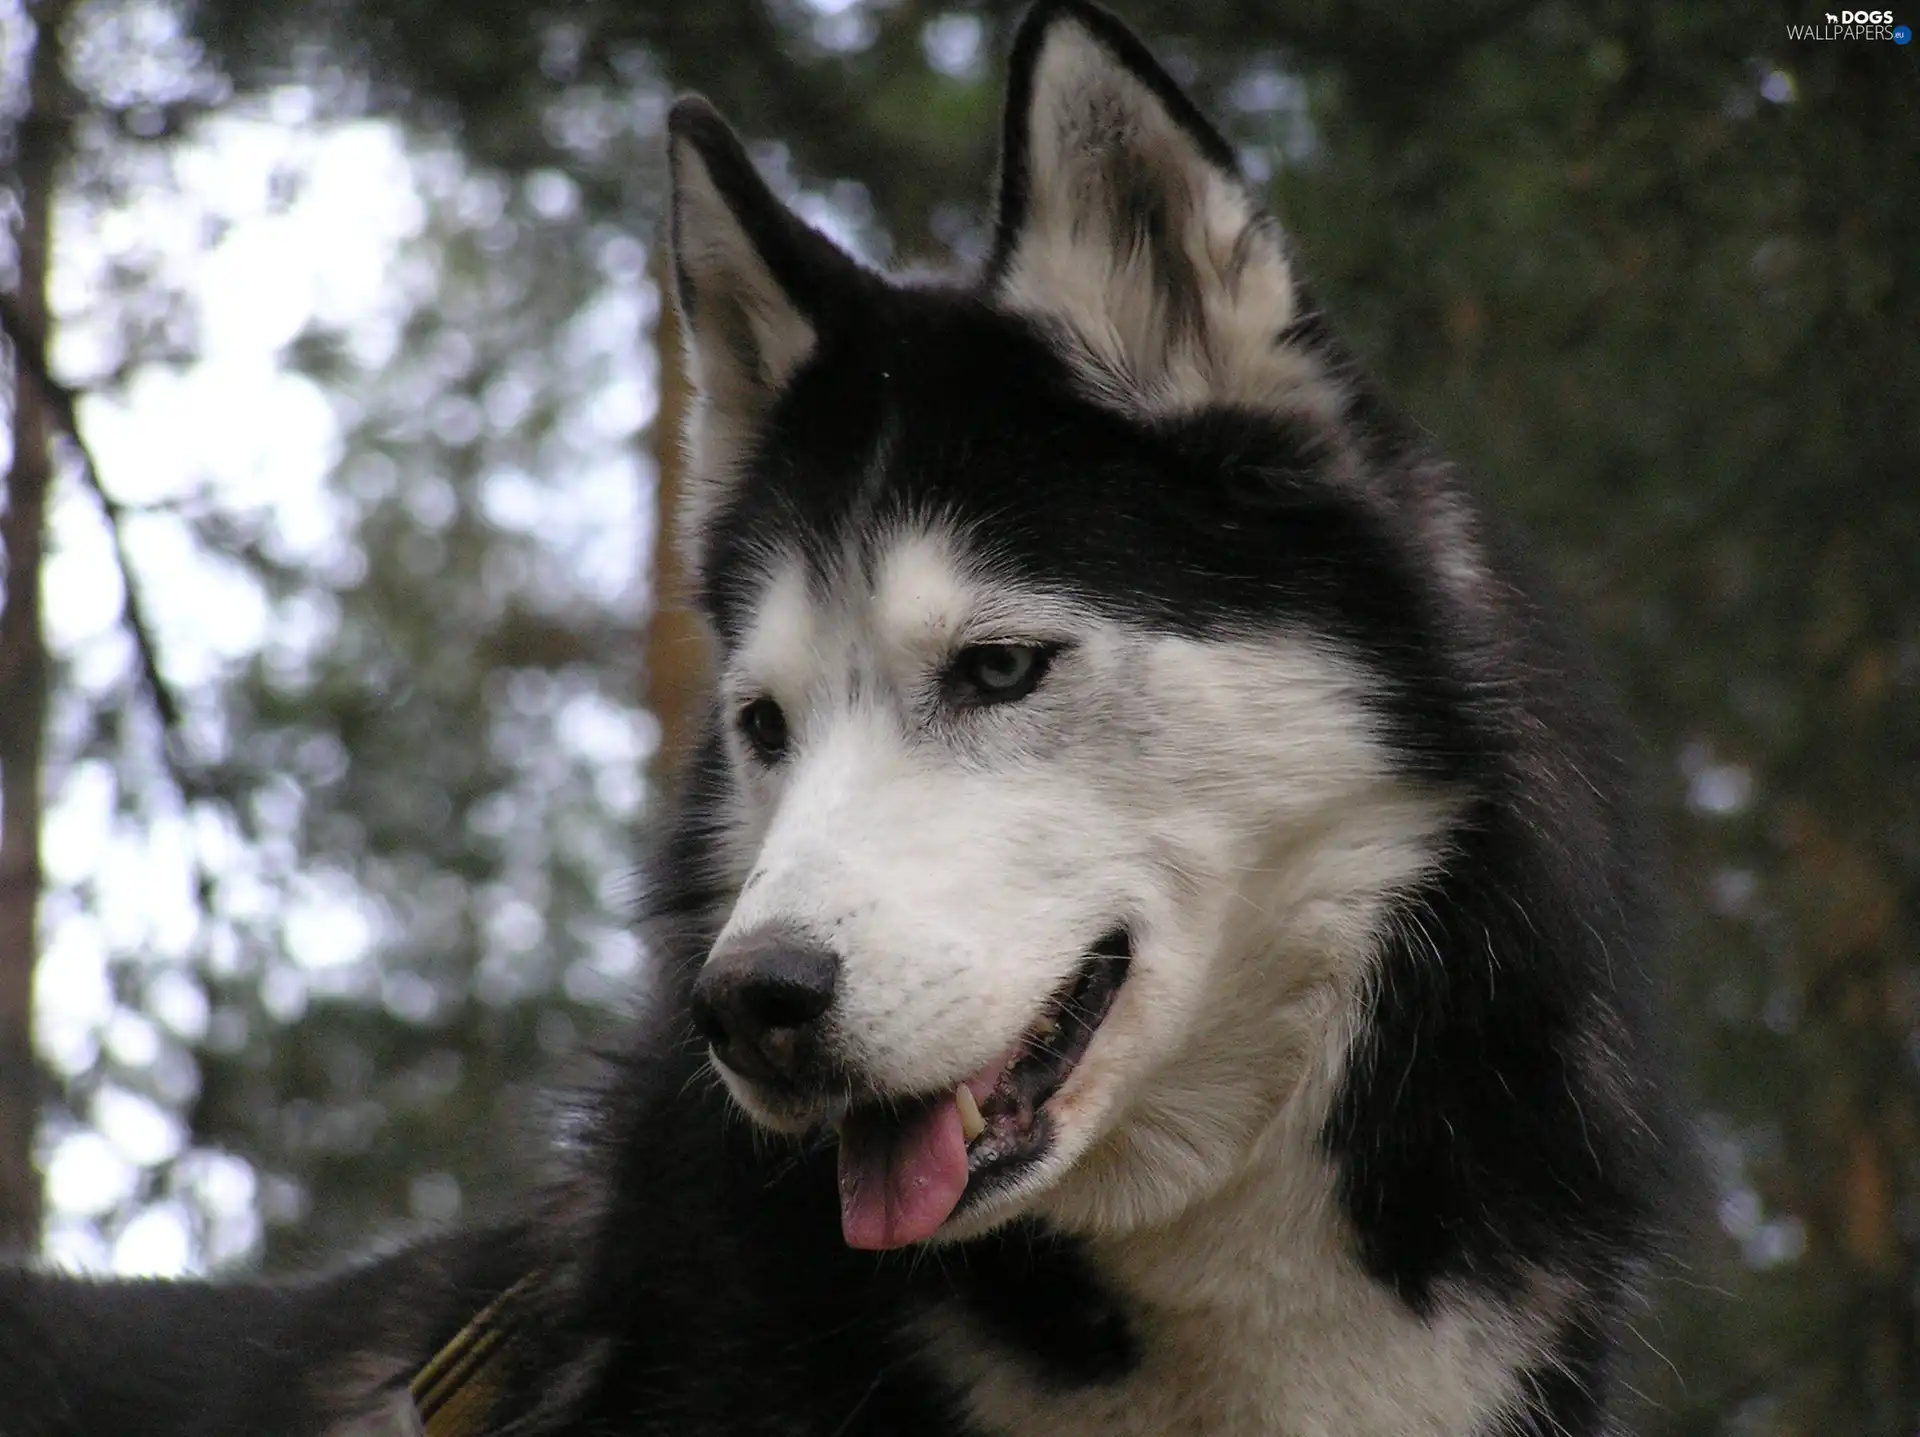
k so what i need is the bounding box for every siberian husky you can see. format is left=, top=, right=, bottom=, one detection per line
left=0, top=3, right=1680, bottom=1433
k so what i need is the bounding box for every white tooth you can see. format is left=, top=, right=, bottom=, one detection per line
left=1032, top=1015, right=1060, bottom=1041
left=955, top=1085, right=986, bottom=1142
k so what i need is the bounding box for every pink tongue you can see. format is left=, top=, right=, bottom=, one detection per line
left=837, top=1095, right=970, bottom=1250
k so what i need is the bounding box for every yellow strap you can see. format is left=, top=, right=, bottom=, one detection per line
left=407, top=1273, right=537, bottom=1437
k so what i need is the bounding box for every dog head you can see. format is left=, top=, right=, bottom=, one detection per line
left=666, top=0, right=1460, bottom=1250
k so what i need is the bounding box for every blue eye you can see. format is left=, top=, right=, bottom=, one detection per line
left=948, top=644, right=1055, bottom=704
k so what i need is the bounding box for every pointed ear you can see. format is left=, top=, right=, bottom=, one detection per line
left=666, top=99, right=861, bottom=538
left=989, top=2, right=1317, bottom=415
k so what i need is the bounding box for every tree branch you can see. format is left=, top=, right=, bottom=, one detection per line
left=0, top=291, right=206, bottom=802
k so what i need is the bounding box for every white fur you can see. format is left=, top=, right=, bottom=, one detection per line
left=706, top=521, right=1457, bottom=1170
left=995, top=20, right=1341, bottom=423
left=931, top=1182, right=1564, bottom=1437
left=693, top=527, right=1565, bottom=1435
left=668, top=140, right=817, bottom=567
left=927, top=1027, right=1569, bottom=1436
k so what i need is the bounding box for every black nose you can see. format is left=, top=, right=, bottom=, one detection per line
left=691, top=926, right=841, bottom=1085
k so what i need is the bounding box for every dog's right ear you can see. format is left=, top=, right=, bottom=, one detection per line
left=666, top=99, right=860, bottom=536
left=987, top=2, right=1317, bottom=418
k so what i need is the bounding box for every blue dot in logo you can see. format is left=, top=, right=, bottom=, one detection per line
left=1896, top=22, right=1914, bottom=41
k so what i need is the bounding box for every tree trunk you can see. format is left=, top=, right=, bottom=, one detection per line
left=0, top=0, right=73, bottom=1255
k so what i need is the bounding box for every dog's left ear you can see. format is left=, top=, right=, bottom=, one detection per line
left=666, top=98, right=865, bottom=552
left=989, top=1, right=1312, bottom=413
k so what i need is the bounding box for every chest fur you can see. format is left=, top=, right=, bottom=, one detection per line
left=925, top=1189, right=1548, bottom=1437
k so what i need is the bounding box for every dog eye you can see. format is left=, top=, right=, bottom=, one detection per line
left=947, top=644, right=1054, bottom=705
left=738, top=697, right=789, bottom=762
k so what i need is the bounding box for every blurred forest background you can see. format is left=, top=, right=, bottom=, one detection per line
left=0, top=0, right=1912, bottom=1432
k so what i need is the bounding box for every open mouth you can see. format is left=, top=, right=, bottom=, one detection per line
left=836, top=928, right=1133, bottom=1251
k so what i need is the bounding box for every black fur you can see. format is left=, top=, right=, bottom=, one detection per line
left=0, top=1230, right=528, bottom=1435
left=0, top=4, right=1679, bottom=1433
